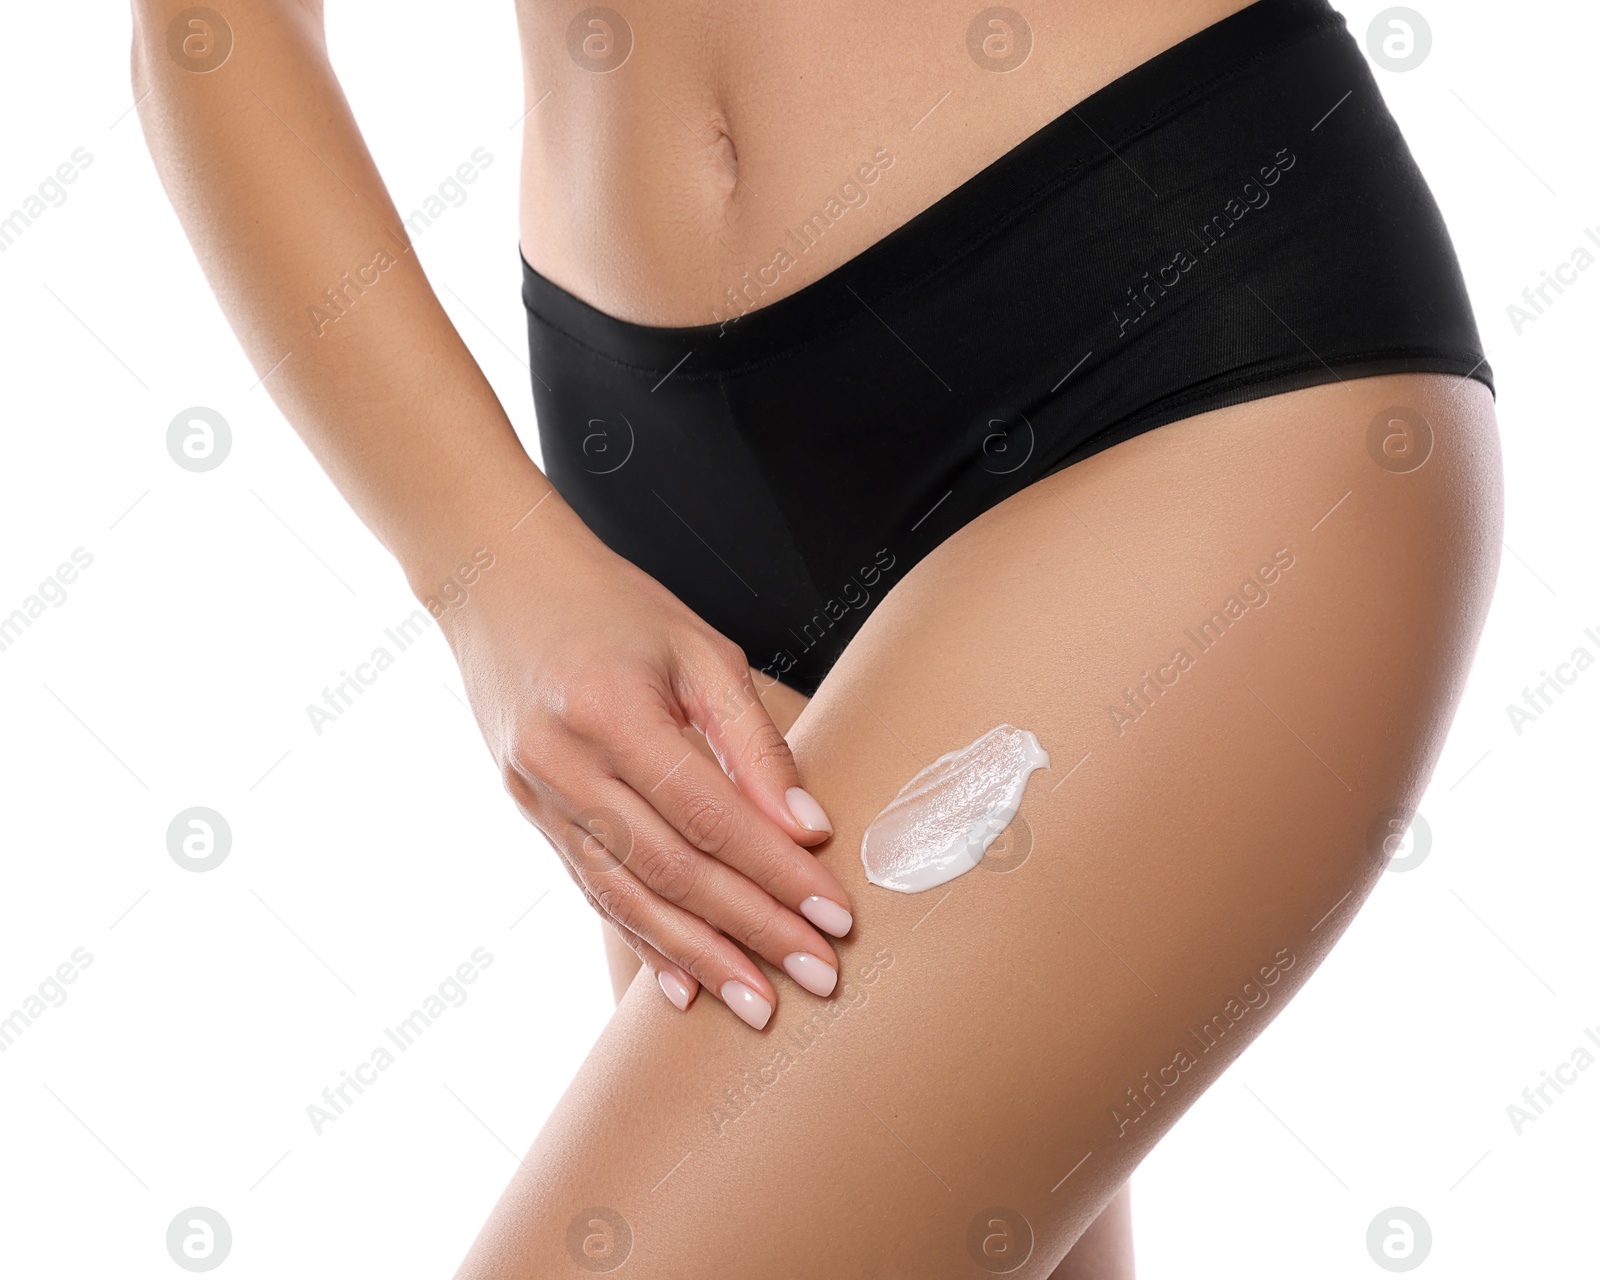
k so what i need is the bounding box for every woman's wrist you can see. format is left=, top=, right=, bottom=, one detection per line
left=399, top=464, right=593, bottom=622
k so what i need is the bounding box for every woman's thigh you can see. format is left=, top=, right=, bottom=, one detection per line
left=455, top=373, right=1501, bottom=1279
left=601, top=673, right=1136, bottom=1278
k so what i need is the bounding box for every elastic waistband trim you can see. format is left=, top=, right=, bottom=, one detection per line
left=520, top=0, right=1348, bottom=377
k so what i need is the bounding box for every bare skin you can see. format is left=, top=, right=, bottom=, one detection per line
left=461, top=373, right=1501, bottom=1277
left=515, top=0, right=1256, bottom=325
left=602, top=687, right=1138, bottom=1278
left=133, top=0, right=861, bottom=1031
left=132, top=1, right=1501, bottom=1275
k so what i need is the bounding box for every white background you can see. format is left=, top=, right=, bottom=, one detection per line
left=1, top=2, right=1594, bottom=1276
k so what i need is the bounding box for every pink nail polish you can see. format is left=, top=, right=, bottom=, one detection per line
left=783, top=952, right=838, bottom=998
left=658, top=970, right=692, bottom=1011
left=720, top=980, right=773, bottom=1030
left=800, top=895, right=853, bottom=938
left=786, top=786, right=833, bottom=834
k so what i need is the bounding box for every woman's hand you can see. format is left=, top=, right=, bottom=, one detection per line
left=436, top=503, right=853, bottom=1030
left=132, top=0, right=847, bottom=1028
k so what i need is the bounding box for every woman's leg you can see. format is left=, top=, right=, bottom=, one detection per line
left=1051, top=1185, right=1134, bottom=1280
left=462, top=373, right=1501, bottom=1279
left=600, top=682, right=1139, bottom=1275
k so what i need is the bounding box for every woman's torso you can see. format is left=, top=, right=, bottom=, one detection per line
left=514, top=0, right=1254, bottom=327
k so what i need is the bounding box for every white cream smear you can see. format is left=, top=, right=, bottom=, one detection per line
left=860, top=725, right=1050, bottom=893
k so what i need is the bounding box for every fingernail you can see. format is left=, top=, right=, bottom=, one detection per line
left=720, top=979, right=773, bottom=1030
left=783, top=952, right=838, bottom=998
left=658, top=970, right=693, bottom=1012
left=785, top=785, right=832, bottom=834
left=800, top=895, right=853, bottom=938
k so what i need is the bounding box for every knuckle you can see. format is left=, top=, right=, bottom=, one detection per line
left=566, top=680, right=625, bottom=737
left=707, top=648, right=757, bottom=710
left=568, top=807, right=634, bottom=872
left=536, top=670, right=616, bottom=738
left=682, top=638, right=755, bottom=730
left=559, top=704, right=604, bottom=741
left=738, top=903, right=784, bottom=958
left=505, top=752, right=541, bottom=797
left=680, top=795, right=738, bottom=855
left=640, top=845, right=703, bottom=903
left=711, top=637, right=749, bottom=677
left=742, top=719, right=794, bottom=774
left=672, top=936, right=721, bottom=984
left=685, top=629, right=743, bottom=676
left=591, top=877, right=635, bottom=928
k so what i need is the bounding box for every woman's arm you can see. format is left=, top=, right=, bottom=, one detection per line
left=131, top=0, right=856, bottom=1026
left=132, top=0, right=538, bottom=591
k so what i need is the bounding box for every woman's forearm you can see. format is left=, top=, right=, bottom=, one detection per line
left=131, top=0, right=572, bottom=598
left=130, top=4, right=862, bottom=1029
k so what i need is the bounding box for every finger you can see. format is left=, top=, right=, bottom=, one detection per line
left=613, top=716, right=855, bottom=939
left=590, top=783, right=843, bottom=991
left=509, top=759, right=841, bottom=1010
left=561, top=814, right=783, bottom=1031
left=673, top=638, right=834, bottom=847
left=609, top=920, right=700, bottom=1013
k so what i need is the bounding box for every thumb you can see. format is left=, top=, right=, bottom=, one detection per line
left=679, top=642, right=833, bottom=846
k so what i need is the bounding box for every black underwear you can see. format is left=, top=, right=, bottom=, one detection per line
left=521, top=0, right=1492, bottom=696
